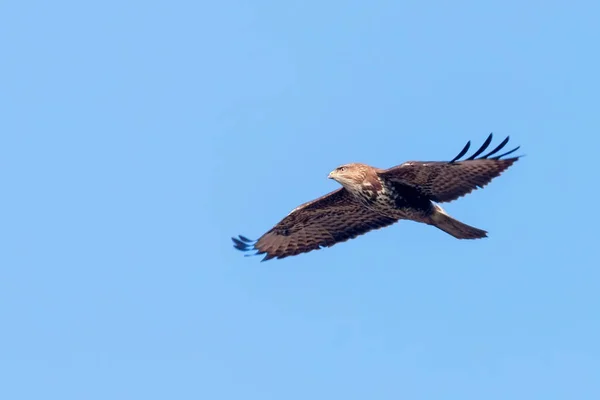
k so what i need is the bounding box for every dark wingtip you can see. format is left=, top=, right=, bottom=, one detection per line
left=238, top=235, right=253, bottom=243
left=481, top=135, right=509, bottom=158
left=261, top=253, right=276, bottom=262
left=232, top=235, right=272, bottom=260
left=491, top=145, right=520, bottom=160
left=449, top=140, right=471, bottom=163
left=466, top=132, right=493, bottom=160
left=450, top=134, right=521, bottom=162
left=232, top=235, right=257, bottom=252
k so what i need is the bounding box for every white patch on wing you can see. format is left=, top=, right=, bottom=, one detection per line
left=287, top=200, right=314, bottom=216
left=287, top=206, right=302, bottom=216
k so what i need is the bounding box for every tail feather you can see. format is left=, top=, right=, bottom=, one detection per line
left=430, top=205, right=487, bottom=239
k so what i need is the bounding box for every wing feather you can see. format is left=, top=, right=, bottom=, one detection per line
left=380, top=134, right=520, bottom=203
left=232, top=188, right=398, bottom=261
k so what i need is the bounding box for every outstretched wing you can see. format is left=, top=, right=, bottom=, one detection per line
left=380, top=133, right=520, bottom=203
left=232, top=188, right=398, bottom=261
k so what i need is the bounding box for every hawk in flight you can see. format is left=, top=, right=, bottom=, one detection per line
left=233, top=134, right=521, bottom=261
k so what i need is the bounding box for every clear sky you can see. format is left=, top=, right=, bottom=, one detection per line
left=1, top=1, right=599, bottom=399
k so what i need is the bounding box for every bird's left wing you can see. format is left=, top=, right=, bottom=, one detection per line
left=232, top=188, right=398, bottom=261
left=379, top=134, right=521, bottom=203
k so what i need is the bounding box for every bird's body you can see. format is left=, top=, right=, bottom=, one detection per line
left=233, top=134, right=521, bottom=261
left=333, top=164, right=433, bottom=222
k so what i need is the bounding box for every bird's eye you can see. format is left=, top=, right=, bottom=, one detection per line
left=338, top=166, right=346, bottom=172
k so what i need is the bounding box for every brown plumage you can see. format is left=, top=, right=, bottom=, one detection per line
left=233, top=133, right=521, bottom=261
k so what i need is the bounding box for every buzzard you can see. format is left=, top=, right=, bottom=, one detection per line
left=233, top=134, right=520, bottom=261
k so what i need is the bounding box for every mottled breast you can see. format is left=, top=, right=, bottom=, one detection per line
left=350, top=176, right=396, bottom=210
left=376, top=176, right=433, bottom=218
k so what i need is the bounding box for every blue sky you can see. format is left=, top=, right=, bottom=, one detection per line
left=1, top=0, right=599, bottom=399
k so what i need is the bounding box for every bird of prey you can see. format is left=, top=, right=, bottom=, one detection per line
left=233, top=133, right=520, bottom=261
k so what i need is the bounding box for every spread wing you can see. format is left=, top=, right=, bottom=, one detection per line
left=380, top=133, right=520, bottom=203
left=232, top=188, right=398, bottom=261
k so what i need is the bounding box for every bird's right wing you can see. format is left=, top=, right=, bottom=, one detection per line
left=233, top=188, right=398, bottom=261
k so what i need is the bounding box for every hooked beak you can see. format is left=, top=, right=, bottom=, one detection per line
left=328, top=171, right=334, bottom=179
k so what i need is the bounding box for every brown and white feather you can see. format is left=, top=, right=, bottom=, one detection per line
left=232, top=188, right=397, bottom=261
left=379, top=134, right=520, bottom=202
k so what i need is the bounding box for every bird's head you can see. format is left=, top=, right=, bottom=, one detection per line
left=328, top=163, right=368, bottom=187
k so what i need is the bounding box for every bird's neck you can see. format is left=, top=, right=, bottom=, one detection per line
left=344, top=179, right=382, bottom=206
